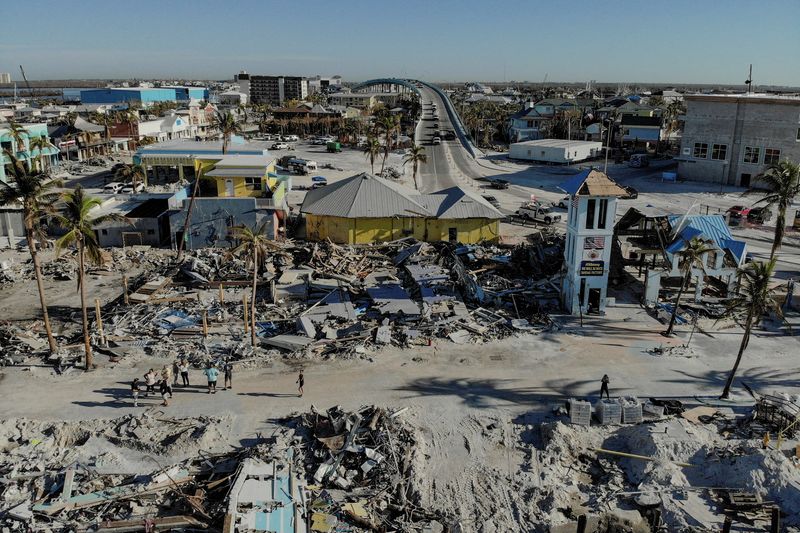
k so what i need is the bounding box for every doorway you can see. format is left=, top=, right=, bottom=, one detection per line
left=588, top=288, right=601, bottom=313
left=225, top=179, right=235, bottom=196
left=448, top=228, right=457, bottom=242
left=740, top=173, right=751, bottom=188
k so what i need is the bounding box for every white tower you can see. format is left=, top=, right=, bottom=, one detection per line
left=560, top=169, right=626, bottom=315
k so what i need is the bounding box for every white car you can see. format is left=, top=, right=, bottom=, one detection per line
left=102, top=182, right=124, bottom=194
left=282, top=135, right=299, bottom=142
left=271, top=142, right=289, bottom=150
left=121, top=183, right=145, bottom=193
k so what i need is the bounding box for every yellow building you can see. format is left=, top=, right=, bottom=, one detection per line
left=202, top=155, right=281, bottom=200
left=301, top=173, right=502, bottom=244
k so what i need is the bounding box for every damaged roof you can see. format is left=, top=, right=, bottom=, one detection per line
left=666, top=214, right=747, bottom=263
left=559, top=169, right=627, bottom=197
left=423, top=187, right=504, bottom=219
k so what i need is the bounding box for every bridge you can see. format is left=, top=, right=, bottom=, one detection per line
left=349, top=78, right=421, bottom=94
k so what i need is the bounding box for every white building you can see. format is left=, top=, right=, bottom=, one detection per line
left=0, top=73, right=11, bottom=84
left=509, top=139, right=602, bottom=164
left=560, top=169, right=626, bottom=315
left=219, top=91, right=248, bottom=105
left=308, top=75, right=343, bottom=94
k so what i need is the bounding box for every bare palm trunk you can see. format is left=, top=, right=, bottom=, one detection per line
left=665, top=268, right=691, bottom=336
left=250, top=247, right=258, bottom=347
left=412, top=162, right=418, bottom=190
left=770, top=206, right=786, bottom=260
left=26, top=221, right=57, bottom=353
left=176, top=175, right=202, bottom=263
left=78, top=239, right=93, bottom=370
left=720, top=309, right=753, bottom=399
left=370, top=156, right=375, bottom=175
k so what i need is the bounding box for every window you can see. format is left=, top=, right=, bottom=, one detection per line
left=692, top=143, right=708, bottom=158
left=711, top=144, right=727, bottom=161
left=101, top=229, right=108, bottom=235
left=743, top=146, right=761, bottom=164
left=598, top=199, right=608, bottom=229
left=764, top=148, right=781, bottom=165
left=586, top=199, right=596, bottom=229
left=797, top=127, right=800, bottom=141
left=244, top=177, right=262, bottom=190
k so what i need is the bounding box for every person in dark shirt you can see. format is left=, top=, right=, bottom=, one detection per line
left=131, top=378, right=141, bottom=407
left=159, top=380, right=170, bottom=406
left=222, top=359, right=233, bottom=390
left=296, top=371, right=304, bottom=397
left=600, top=374, right=610, bottom=399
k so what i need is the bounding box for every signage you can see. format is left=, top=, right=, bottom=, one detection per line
left=583, top=249, right=602, bottom=260
left=579, top=260, right=605, bottom=277
left=584, top=236, right=605, bottom=250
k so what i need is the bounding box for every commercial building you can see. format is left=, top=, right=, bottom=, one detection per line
left=308, top=75, right=343, bottom=94
left=236, top=72, right=308, bottom=106
left=0, top=73, right=11, bottom=84
left=328, top=92, right=401, bottom=109
left=301, top=173, right=502, bottom=244
left=677, top=93, right=800, bottom=187
left=1, top=123, right=61, bottom=182
left=80, top=87, right=208, bottom=105
left=509, top=139, right=602, bottom=164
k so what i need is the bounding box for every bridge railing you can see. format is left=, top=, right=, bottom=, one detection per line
left=419, top=82, right=479, bottom=159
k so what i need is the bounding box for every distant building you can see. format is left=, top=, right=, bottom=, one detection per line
left=508, top=139, right=602, bottom=164
left=328, top=92, right=401, bottom=109
left=677, top=93, right=800, bottom=187
left=508, top=105, right=550, bottom=142
left=236, top=72, right=308, bottom=106
left=308, top=75, right=343, bottom=94
left=0, top=73, right=11, bottom=84
left=0, top=123, right=61, bottom=182
left=80, top=87, right=208, bottom=105
left=219, top=91, right=248, bottom=105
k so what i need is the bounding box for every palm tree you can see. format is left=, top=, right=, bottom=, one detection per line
left=114, top=163, right=147, bottom=191
left=403, top=145, right=427, bottom=190
left=52, top=186, right=129, bottom=370
left=228, top=222, right=280, bottom=346
left=0, top=153, right=62, bottom=353
left=664, top=237, right=715, bottom=336
left=215, top=111, right=242, bottom=154
left=27, top=136, right=55, bottom=171
left=719, top=259, right=781, bottom=399
left=6, top=121, right=28, bottom=156
left=378, top=115, right=399, bottom=174
left=749, top=160, right=800, bottom=259
left=363, top=136, right=382, bottom=174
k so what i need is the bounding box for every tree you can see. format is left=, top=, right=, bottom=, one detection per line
left=227, top=222, right=281, bottom=347
left=750, top=160, right=800, bottom=259
left=664, top=237, right=715, bottom=336
left=114, top=163, right=147, bottom=191
left=0, top=153, right=62, bottom=353
left=215, top=110, right=242, bottom=154
left=403, top=145, right=427, bottom=190
left=52, top=186, right=129, bottom=370
left=719, top=259, right=781, bottom=399
left=377, top=115, right=399, bottom=174
left=27, top=136, right=55, bottom=171
left=363, top=136, right=382, bottom=174
left=5, top=121, right=28, bottom=155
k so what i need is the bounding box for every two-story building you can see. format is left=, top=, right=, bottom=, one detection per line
left=0, top=123, right=60, bottom=181
left=508, top=106, right=551, bottom=142
left=677, top=93, right=800, bottom=187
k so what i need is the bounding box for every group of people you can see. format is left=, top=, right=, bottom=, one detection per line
left=130, top=359, right=305, bottom=407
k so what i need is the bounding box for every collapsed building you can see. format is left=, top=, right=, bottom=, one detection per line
left=613, top=207, right=747, bottom=310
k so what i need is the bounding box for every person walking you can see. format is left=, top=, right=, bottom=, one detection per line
left=205, top=363, right=219, bottom=394
left=161, top=365, right=173, bottom=388
left=172, top=360, right=180, bottom=386
left=178, top=358, right=190, bottom=386
left=222, top=358, right=234, bottom=390
left=144, top=369, right=157, bottom=397
left=600, top=374, right=610, bottom=400
left=131, top=378, right=141, bottom=407
left=296, top=371, right=304, bottom=397
left=159, top=379, right=170, bottom=407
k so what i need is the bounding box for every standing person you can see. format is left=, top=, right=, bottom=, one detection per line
left=159, top=379, right=170, bottom=406
left=600, top=374, right=610, bottom=400
left=131, top=378, right=141, bottom=407
left=222, top=358, right=233, bottom=390
left=785, top=278, right=795, bottom=310
left=296, top=371, right=304, bottom=397
left=178, top=358, right=190, bottom=387
left=205, top=363, right=219, bottom=394
left=172, top=360, right=180, bottom=386
left=161, top=365, right=173, bottom=388
left=144, top=369, right=157, bottom=397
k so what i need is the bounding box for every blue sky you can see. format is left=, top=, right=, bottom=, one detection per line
left=2, top=0, right=799, bottom=85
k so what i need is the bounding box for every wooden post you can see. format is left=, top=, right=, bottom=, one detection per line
left=576, top=515, right=587, bottom=533
left=243, top=293, right=249, bottom=334
left=122, top=275, right=129, bottom=305
left=202, top=310, right=208, bottom=337
left=771, top=507, right=781, bottom=533
left=218, top=283, right=224, bottom=303
left=94, top=298, right=106, bottom=346
left=722, top=517, right=732, bottom=533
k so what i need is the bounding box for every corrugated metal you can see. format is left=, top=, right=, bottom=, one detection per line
left=424, top=187, right=503, bottom=219
left=666, top=214, right=746, bottom=262
left=301, top=173, right=431, bottom=218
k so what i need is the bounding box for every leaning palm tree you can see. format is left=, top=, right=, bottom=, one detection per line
left=6, top=121, right=28, bottom=156
left=228, top=222, right=280, bottom=347
left=403, top=145, right=427, bottom=190
left=749, top=160, right=800, bottom=259
left=0, top=153, right=62, bottom=353
left=664, top=237, right=715, bottom=336
left=114, top=162, right=147, bottom=191
left=363, top=136, right=382, bottom=174
left=27, top=136, right=54, bottom=171
left=215, top=111, right=243, bottom=154
left=52, top=186, right=129, bottom=370
left=720, top=259, right=781, bottom=399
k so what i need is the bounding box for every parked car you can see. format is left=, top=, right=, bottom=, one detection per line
left=621, top=186, right=638, bottom=200
left=311, top=176, right=328, bottom=189
left=556, top=196, right=570, bottom=208
left=121, top=183, right=145, bottom=193
left=102, top=182, right=124, bottom=194
left=747, top=206, right=772, bottom=224
left=282, top=135, right=299, bottom=142
left=727, top=205, right=752, bottom=218
left=432, top=137, right=441, bottom=145
left=326, top=141, right=342, bottom=153
left=516, top=202, right=562, bottom=224
left=271, top=142, right=289, bottom=150
left=488, top=178, right=509, bottom=190
left=482, top=195, right=501, bottom=209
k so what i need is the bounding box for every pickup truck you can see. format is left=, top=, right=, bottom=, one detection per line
left=515, top=202, right=562, bottom=224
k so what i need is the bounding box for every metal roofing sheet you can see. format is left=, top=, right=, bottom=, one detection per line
left=300, top=173, right=431, bottom=218
left=666, top=214, right=746, bottom=262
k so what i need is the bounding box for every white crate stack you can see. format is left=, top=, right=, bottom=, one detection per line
left=595, top=400, right=622, bottom=425
left=568, top=399, right=591, bottom=426
left=620, top=398, right=643, bottom=424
